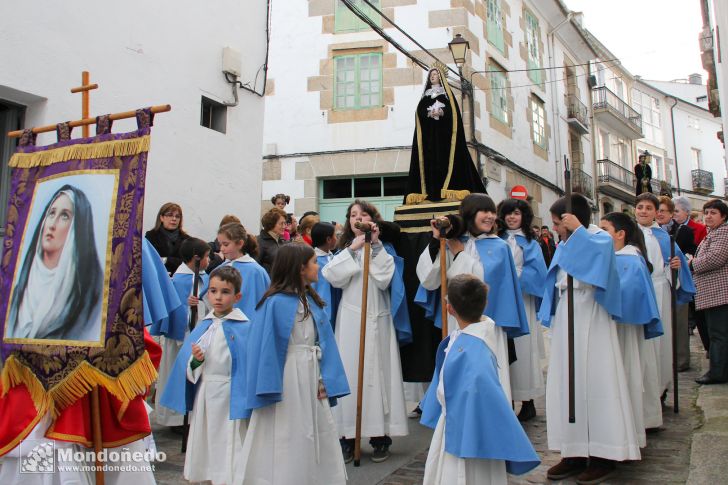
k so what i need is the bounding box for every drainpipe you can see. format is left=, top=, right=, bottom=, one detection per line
left=589, top=61, right=600, bottom=214
left=547, top=14, right=574, bottom=190
left=667, top=95, right=682, bottom=195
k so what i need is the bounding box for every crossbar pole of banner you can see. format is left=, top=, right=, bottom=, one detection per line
left=6, top=104, right=172, bottom=138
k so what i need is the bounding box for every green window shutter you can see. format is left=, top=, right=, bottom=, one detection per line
left=525, top=11, right=541, bottom=84
left=487, top=0, right=505, bottom=53
left=490, top=69, right=509, bottom=124
left=335, top=0, right=381, bottom=33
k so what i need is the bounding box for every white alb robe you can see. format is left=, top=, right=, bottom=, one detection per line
left=546, top=227, right=641, bottom=461
left=323, top=244, right=408, bottom=439
left=239, top=303, right=347, bottom=484
left=416, top=237, right=512, bottom=402
left=423, top=324, right=507, bottom=485
left=505, top=230, right=545, bottom=402
left=184, top=312, right=248, bottom=485
left=640, top=223, right=673, bottom=394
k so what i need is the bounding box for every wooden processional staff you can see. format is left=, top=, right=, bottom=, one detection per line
left=353, top=221, right=372, bottom=467
left=7, top=71, right=171, bottom=485
left=670, top=234, right=679, bottom=413
left=564, top=156, right=576, bottom=424
left=435, top=217, right=451, bottom=340
left=182, top=254, right=202, bottom=453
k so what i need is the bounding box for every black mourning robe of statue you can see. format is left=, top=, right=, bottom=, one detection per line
left=635, top=162, right=652, bottom=197
left=404, top=67, right=486, bottom=204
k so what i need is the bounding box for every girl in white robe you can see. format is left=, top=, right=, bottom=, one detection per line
left=498, top=199, right=548, bottom=421
left=322, top=200, right=408, bottom=462
left=240, top=243, right=350, bottom=484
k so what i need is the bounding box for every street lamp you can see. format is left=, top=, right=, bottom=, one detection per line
left=642, top=149, right=652, bottom=164
left=448, top=34, right=469, bottom=68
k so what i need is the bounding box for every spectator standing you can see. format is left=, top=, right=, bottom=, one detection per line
left=257, top=208, right=287, bottom=274
left=690, top=199, right=728, bottom=384
left=539, top=226, right=556, bottom=267
left=674, top=196, right=707, bottom=247
left=145, top=202, right=190, bottom=275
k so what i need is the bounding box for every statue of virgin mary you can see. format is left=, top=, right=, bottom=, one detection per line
left=403, top=63, right=486, bottom=205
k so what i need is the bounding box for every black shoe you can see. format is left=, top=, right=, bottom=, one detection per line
left=371, top=444, right=390, bottom=462
left=517, top=400, right=536, bottom=422
left=340, top=438, right=354, bottom=464
left=695, top=373, right=727, bottom=385
left=547, top=457, right=588, bottom=480
left=660, top=389, right=668, bottom=405
left=408, top=405, right=422, bottom=419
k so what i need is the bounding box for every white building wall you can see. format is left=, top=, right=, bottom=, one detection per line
left=263, top=0, right=597, bottom=223
left=0, top=0, right=268, bottom=237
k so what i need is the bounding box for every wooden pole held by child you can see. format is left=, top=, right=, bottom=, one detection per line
left=564, top=155, right=576, bottom=424
left=435, top=217, right=451, bottom=340
left=353, top=221, right=372, bottom=467
left=669, top=233, right=679, bottom=413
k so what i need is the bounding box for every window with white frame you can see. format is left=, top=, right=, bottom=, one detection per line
left=334, top=53, right=382, bottom=110
left=487, top=0, right=505, bottom=53
left=525, top=10, right=541, bottom=84
left=531, top=96, right=546, bottom=147
left=691, top=148, right=702, bottom=170
left=631, top=89, right=662, bottom=145
left=335, top=0, right=380, bottom=33
left=489, top=65, right=509, bottom=124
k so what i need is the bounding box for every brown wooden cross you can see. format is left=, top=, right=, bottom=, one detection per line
left=70, top=71, right=98, bottom=138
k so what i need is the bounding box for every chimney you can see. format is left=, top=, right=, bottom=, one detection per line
left=689, top=73, right=703, bottom=85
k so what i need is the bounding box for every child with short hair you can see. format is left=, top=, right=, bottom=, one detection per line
left=539, top=193, right=640, bottom=482
left=160, top=266, right=251, bottom=485
left=635, top=192, right=695, bottom=399
left=241, top=244, right=350, bottom=484
left=217, top=222, right=270, bottom=319
left=151, top=237, right=210, bottom=428
left=600, top=212, right=664, bottom=446
left=310, top=222, right=342, bottom=329
left=421, top=274, right=540, bottom=484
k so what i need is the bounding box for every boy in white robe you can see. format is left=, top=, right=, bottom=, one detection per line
left=160, top=266, right=251, bottom=485
left=421, top=274, right=540, bottom=485
left=539, top=194, right=641, bottom=483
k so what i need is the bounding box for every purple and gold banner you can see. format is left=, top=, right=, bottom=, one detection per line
left=0, top=110, right=156, bottom=416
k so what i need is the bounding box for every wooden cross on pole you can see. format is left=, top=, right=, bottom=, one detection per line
left=70, top=71, right=98, bottom=138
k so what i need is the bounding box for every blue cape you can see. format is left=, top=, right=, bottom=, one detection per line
left=245, top=293, right=350, bottom=409
left=150, top=272, right=210, bottom=341
left=160, top=315, right=252, bottom=420
left=310, top=254, right=343, bottom=330
left=383, top=242, right=413, bottom=345
left=420, top=331, right=540, bottom=475
left=651, top=227, right=696, bottom=305
left=142, top=238, right=182, bottom=327
left=538, top=226, right=622, bottom=326
left=615, top=253, right=663, bottom=339
left=415, top=238, right=530, bottom=338
left=224, top=259, right=271, bottom=318
left=502, top=234, right=548, bottom=300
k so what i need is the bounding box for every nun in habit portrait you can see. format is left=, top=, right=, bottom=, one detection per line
left=5, top=184, right=104, bottom=341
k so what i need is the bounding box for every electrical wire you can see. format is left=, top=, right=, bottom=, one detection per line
left=474, top=60, right=623, bottom=92
left=228, top=0, right=272, bottom=97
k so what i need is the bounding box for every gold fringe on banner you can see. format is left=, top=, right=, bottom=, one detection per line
left=440, top=189, right=470, bottom=201
left=8, top=136, right=150, bottom=168
left=0, top=351, right=157, bottom=416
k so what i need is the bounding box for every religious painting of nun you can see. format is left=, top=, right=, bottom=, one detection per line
left=3, top=172, right=118, bottom=344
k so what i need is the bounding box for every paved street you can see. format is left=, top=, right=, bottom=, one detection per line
left=152, top=334, right=718, bottom=484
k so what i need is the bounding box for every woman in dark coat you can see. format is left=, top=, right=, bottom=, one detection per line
left=145, top=202, right=190, bottom=275
left=256, top=207, right=287, bottom=274
left=404, top=64, right=486, bottom=205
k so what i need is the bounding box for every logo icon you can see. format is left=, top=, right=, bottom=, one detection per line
left=19, top=440, right=54, bottom=474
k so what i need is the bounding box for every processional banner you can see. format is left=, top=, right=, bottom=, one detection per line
left=0, top=110, right=156, bottom=445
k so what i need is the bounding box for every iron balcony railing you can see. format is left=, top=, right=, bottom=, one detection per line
left=566, top=94, right=589, bottom=128
left=692, top=169, right=714, bottom=193
left=571, top=167, right=593, bottom=199
left=592, top=86, right=642, bottom=134
left=597, top=158, right=634, bottom=191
